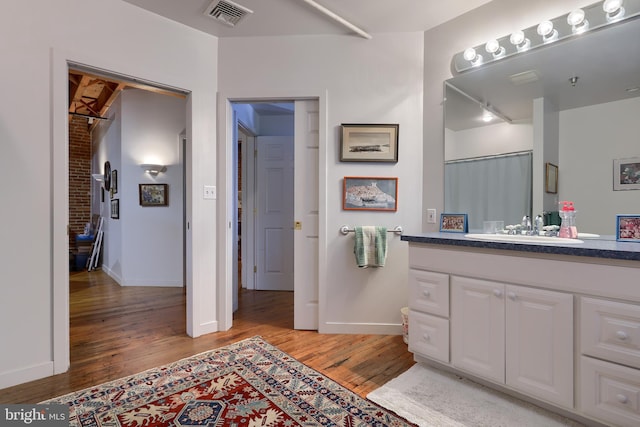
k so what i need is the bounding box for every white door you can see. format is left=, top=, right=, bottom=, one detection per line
left=294, top=100, right=319, bottom=330
left=451, top=276, right=505, bottom=383
left=505, top=285, right=573, bottom=407
left=255, top=136, right=294, bottom=291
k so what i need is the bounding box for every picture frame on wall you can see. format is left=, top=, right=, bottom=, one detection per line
left=616, top=215, right=640, bottom=242
left=112, top=169, right=118, bottom=194
left=343, top=176, right=397, bottom=211
left=613, top=157, right=640, bottom=190
left=440, top=213, right=468, bottom=233
left=545, top=163, right=558, bottom=194
left=340, top=124, right=399, bottom=162
left=139, top=183, right=168, bottom=206
left=110, top=199, right=119, bottom=219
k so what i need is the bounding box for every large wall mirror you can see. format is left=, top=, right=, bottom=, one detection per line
left=444, top=13, right=640, bottom=236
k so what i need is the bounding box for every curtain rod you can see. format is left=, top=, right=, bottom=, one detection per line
left=445, top=150, right=532, bottom=164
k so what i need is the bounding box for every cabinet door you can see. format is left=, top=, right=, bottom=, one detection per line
left=506, top=285, right=573, bottom=408
left=452, top=277, right=505, bottom=383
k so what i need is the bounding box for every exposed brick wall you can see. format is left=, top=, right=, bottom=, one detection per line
left=69, top=116, right=92, bottom=248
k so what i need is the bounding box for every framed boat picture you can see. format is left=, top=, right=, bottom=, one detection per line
left=340, top=124, right=399, bottom=162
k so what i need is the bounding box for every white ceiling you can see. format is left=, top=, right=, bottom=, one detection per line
left=122, top=0, right=493, bottom=38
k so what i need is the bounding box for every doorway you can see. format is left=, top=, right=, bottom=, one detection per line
left=221, top=97, right=321, bottom=331
left=67, top=64, right=190, bottom=362
left=233, top=102, right=295, bottom=298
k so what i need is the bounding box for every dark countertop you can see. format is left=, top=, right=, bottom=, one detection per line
left=401, top=232, right=640, bottom=261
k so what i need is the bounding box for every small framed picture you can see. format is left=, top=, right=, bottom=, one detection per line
left=343, top=176, right=397, bottom=211
left=613, top=157, right=640, bottom=191
left=545, top=163, right=558, bottom=194
left=110, top=199, right=119, bottom=219
left=139, top=184, right=168, bottom=206
left=440, top=213, right=468, bottom=233
left=616, top=215, right=640, bottom=242
left=111, top=169, right=118, bottom=194
left=340, top=124, right=399, bottom=162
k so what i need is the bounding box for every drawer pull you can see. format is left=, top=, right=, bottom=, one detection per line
left=616, top=394, right=629, bottom=404
left=507, top=292, right=517, bottom=301
left=423, top=290, right=431, bottom=298
left=423, top=333, right=430, bottom=341
left=616, top=331, right=629, bottom=341
left=493, top=289, right=503, bottom=298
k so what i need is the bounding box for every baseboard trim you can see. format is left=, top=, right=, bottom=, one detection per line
left=320, top=322, right=403, bottom=335
left=0, top=361, right=53, bottom=390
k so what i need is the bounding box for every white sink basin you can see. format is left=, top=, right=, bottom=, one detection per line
left=465, top=233, right=584, bottom=244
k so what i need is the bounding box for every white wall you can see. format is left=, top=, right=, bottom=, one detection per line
left=445, top=121, right=533, bottom=161
left=219, top=33, right=424, bottom=333
left=0, top=0, right=218, bottom=389
left=560, top=97, right=640, bottom=235
left=108, top=89, right=186, bottom=287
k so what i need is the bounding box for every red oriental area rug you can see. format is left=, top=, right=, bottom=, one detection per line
left=42, top=336, right=416, bottom=426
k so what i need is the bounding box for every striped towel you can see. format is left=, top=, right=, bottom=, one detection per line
left=354, top=226, right=387, bottom=268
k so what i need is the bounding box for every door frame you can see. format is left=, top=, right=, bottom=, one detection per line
left=216, top=90, right=328, bottom=331
left=53, top=57, right=194, bottom=374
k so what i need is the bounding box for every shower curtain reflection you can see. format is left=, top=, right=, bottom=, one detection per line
left=445, top=151, right=532, bottom=231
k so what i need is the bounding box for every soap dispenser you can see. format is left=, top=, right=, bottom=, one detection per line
left=558, top=201, right=578, bottom=239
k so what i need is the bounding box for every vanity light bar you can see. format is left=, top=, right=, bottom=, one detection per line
left=453, top=0, right=640, bottom=73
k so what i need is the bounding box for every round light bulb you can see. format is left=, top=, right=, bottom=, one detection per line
left=603, top=0, right=623, bottom=13
left=485, top=39, right=500, bottom=54
left=510, top=31, right=525, bottom=45
left=537, top=20, right=554, bottom=37
left=567, top=9, right=585, bottom=26
left=463, top=47, right=477, bottom=62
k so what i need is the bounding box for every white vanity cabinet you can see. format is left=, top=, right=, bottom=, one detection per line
left=404, top=238, right=640, bottom=426
left=450, top=276, right=573, bottom=407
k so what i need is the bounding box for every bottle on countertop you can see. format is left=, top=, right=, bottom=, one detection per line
left=558, top=201, right=578, bottom=239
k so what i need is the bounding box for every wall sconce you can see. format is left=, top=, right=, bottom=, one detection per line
left=140, top=163, right=167, bottom=176
left=453, top=0, right=639, bottom=73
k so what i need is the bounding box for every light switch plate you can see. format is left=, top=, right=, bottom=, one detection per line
left=203, top=185, right=216, bottom=200
left=427, top=208, right=437, bottom=224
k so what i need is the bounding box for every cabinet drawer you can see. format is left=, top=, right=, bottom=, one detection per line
left=580, top=356, right=640, bottom=427
left=408, top=310, right=449, bottom=363
left=581, top=297, right=640, bottom=369
left=408, top=269, right=449, bottom=317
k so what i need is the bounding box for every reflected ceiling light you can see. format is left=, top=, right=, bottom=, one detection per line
left=140, top=163, right=167, bottom=176
left=567, top=9, right=589, bottom=33
left=603, top=0, right=625, bottom=21
left=463, top=47, right=483, bottom=66
left=485, top=39, right=506, bottom=58
left=509, top=30, right=531, bottom=52
left=452, top=0, right=640, bottom=73
left=482, top=109, right=494, bottom=122
left=537, top=20, right=558, bottom=42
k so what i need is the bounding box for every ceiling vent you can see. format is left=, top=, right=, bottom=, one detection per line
left=204, top=0, right=253, bottom=27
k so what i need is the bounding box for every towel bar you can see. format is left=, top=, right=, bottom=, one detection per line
left=340, top=225, right=403, bottom=235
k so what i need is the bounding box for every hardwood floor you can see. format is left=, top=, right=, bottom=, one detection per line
left=0, top=270, right=414, bottom=403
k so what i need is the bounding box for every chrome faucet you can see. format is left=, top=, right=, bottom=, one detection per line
left=522, top=215, right=532, bottom=235
left=534, top=215, right=543, bottom=235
